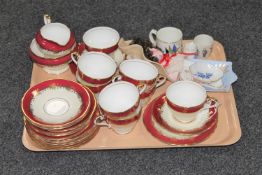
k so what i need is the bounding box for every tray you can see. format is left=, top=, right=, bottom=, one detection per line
left=22, top=40, right=241, bottom=151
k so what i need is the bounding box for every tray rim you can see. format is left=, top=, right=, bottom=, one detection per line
left=21, top=40, right=242, bottom=152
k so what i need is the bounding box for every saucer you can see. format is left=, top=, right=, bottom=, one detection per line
left=143, top=94, right=218, bottom=145
left=22, top=79, right=91, bottom=130
left=25, top=87, right=97, bottom=137
left=29, top=39, right=75, bottom=66
left=153, top=95, right=218, bottom=134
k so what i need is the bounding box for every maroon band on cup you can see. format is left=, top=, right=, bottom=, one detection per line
left=140, top=87, right=156, bottom=99
left=107, top=112, right=141, bottom=125
left=102, top=100, right=140, bottom=117
left=35, top=31, right=76, bottom=52
left=85, top=44, right=118, bottom=54
left=85, top=83, right=109, bottom=93
left=78, top=69, right=114, bottom=84
left=120, top=72, right=156, bottom=86
left=166, top=97, right=206, bottom=113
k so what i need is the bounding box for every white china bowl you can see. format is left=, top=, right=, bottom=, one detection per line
left=40, top=23, right=71, bottom=46
left=119, top=59, right=158, bottom=81
left=98, top=81, right=139, bottom=113
left=190, top=62, right=224, bottom=83
left=83, top=27, right=120, bottom=49
left=166, top=81, right=207, bottom=108
left=77, top=52, right=117, bottom=79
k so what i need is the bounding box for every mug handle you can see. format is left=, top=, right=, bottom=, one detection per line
left=137, top=84, right=147, bottom=95
left=94, top=115, right=111, bottom=128
left=149, top=29, right=157, bottom=47
left=112, top=75, right=122, bottom=83
left=43, top=14, right=51, bottom=24
left=156, top=75, right=167, bottom=88
left=71, top=52, right=80, bottom=65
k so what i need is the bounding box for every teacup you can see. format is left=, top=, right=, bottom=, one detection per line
left=166, top=81, right=207, bottom=122
left=82, top=26, right=120, bottom=54
left=96, top=81, right=145, bottom=134
left=193, top=34, right=214, bottom=59
left=189, top=62, right=224, bottom=83
left=113, top=59, right=166, bottom=104
left=71, top=52, right=117, bottom=93
left=149, top=27, right=183, bottom=52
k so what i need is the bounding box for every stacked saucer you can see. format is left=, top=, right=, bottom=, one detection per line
left=28, top=15, right=77, bottom=74
left=21, top=79, right=99, bottom=149
left=144, top=81, right=219, bottom=145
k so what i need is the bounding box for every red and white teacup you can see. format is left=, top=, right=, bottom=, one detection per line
left=82, top=27, right=120, bottom=54
left=113, top=59, right=166, bottom=104
left=166, top=81, right=208, bottom=122
left=71, top=52, right=117, bottom=93
left=95, top=81, right=145, bottom=134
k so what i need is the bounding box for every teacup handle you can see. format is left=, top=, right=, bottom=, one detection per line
left=94, top=115, right=111, bottom=128
left=112, top=75, right=122, bottom=83
left=43, top=14, right=51, bottom=24
left=149, top=29, right=157, bottom=47
left=71, top=52, right=80, bottom=65
left=156, top=75, right=167, bottom=88
left=202, top=98, right=221, bottom=111
left=138, top=84, right=147, bottom=95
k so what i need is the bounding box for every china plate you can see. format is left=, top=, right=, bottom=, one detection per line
left=22, top=40, right=241, bottom=151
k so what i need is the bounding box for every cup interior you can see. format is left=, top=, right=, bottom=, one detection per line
left=78, top=52, right=117, bottom=79
left=40, top=23, right=71, bottom=46
left=190, top=62, right=224, bottom=82
left=166, top=81, right=206, bottom=108
left=157, top=27, right=182, bottom=43
left=120, top=59, right=158, bottom=81
left=194, top=34, right=214, bottom=48
left=83, top=27, right=120, bottom=49
left=98, top=81, right=139, bottom=113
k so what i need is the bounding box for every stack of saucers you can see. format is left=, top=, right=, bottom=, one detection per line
left=144, top=81, right=219, bottom=145
left=21, top=79, right=99, bottom=150
left=28, top=15, right=77, bottom=74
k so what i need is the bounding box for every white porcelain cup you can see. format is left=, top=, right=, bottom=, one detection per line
left=149, top=27, right=183, bottom=52
left=96, top=81, right=145, bottom=134
left=166, top=81, right=207, bottom=123
left=82, top=26, right=120, bottom=54
left=71, top=52, right=117, bottom=85
left=193, top=34, right=214, bottom=59
left=113, top=59, right=166, bottom=104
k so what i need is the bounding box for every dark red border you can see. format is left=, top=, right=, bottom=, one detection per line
left=22, top=79, right=90, bottom=127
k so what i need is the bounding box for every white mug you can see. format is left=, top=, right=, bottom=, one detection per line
left=149, top=27, right=183, bottom=52
left=193, top=34, right=214, bottom=59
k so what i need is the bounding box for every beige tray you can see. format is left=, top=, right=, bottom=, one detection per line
left=22, top=41, right=241, bottom=151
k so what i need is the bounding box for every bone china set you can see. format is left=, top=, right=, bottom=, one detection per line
left=22, top=15, right=221, bottom=149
